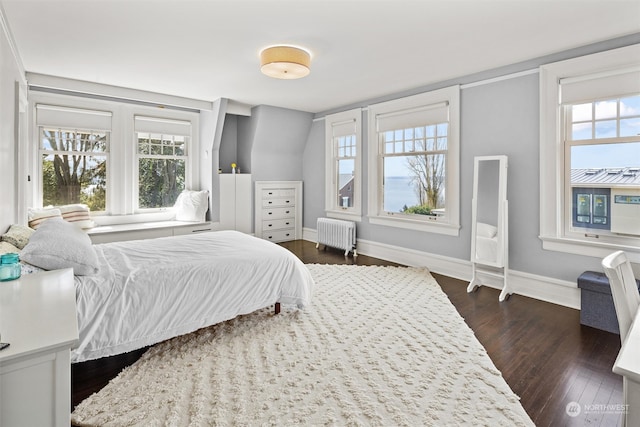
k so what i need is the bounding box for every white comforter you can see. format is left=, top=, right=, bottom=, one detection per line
left=72, top=230, right=314, bottom=363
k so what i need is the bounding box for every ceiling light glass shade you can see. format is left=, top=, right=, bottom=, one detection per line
left=260, top=46, right=311, bottom=79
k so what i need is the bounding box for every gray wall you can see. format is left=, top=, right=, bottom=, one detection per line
left=302, top=34, right=640, bottom=283
left=246, top=105, right=313, bottom=182
left=219, top=114, right=238, bottom=174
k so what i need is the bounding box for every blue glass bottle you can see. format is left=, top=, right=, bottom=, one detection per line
left=0, top=253, right=21, bottom=281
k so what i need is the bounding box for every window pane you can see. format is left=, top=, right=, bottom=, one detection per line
left=620, top=118, right=640, bottom=137
left=404, top=140, right=414, bottom=152
left=595, top=120, right=617, bottom=138
left=42, top=154, right=107, bottom=211
left=621, top=96, right=640, bottom=117
left=437, top=137, right=448, bottom=150
left=571, top=142, right=640, bottom=169
left=572, top=103, right=592, bottom=121
left=426, top=125, right=436, bottom=138
left=384, top=131, right=394, bottom=142
left=138, top=158, right=185, bottom=209
left=89, top=133, right=108, bottom=152
left=572, top=123, right=592, bottom=140
left=437, top=123, right=448, bottom=136
left=595, top=100, right=617, bottom=120
left=405, top=128, right=414, bottom=139
left=337, top=158, right=355, bottom=208
left=383, top=154, right=445, bottom=215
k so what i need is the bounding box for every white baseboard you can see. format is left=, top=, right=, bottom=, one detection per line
left=302, top=227, right=580, bottom=310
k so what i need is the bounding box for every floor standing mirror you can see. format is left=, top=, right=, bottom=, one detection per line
left=467, top=155, right=511, bottom=301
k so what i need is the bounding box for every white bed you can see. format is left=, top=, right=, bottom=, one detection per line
left=72, top=230, right=314, bottom=363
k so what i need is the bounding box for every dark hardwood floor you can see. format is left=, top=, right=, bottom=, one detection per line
left=72, top=240, right=623, bottom=426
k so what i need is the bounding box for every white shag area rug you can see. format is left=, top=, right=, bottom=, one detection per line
left=71, top=264, right=534, bottom=426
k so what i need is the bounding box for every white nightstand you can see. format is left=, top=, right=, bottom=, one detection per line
left=0, top=269, right=78, bottom=427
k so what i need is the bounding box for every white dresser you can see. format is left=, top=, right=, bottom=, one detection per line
left=255, top=181, right=302, bottom=243
left=0, top=269, right=78, bottom=427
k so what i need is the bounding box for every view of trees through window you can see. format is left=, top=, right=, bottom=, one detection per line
left=382, top=123, right=447, bottom=216
left=137, top=133, right=187, bottom=209
left=41, top=128, right=107, bottom=211
left=41, top=129, right=189, bottom=212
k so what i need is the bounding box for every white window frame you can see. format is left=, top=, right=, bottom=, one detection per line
left=367, top=85, right=460, bottom=236
left=134, top=115, right=192, bottom=213
left=324, top=108, right=362, bottom=221
left=35, top=104, right=112, bottom=213
left=539, top=44, right=640, bottom=262
left=29, top=92, right=200, bottom=225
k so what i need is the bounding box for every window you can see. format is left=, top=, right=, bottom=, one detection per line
left=539, top=44, right=640, bottom=260
left=566, top=97, right=640, bottom=235
left=325, top=108, right=362, bottom=221
left=135, top=116, right=191, bottom=210
left=32, top=96, right=199, bottom=223
left=36, top=105, right=111, bottom=212
left=367, top=86, right=460, bottom=235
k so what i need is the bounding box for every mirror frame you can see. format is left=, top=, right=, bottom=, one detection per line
left=470, top=155, right=508, bottom=268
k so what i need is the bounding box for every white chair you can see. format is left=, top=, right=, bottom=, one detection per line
left=602, top=251, right=640, bottom=344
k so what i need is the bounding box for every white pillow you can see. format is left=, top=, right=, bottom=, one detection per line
left=20, top=218, right=99, bottom=276
left=174, top=190, right=209, bottom=222
left=59, top=204, right=96, bottom=229
left=476, top=222, right=498, bottom=239
left=28, top=207, right=63, bottom=229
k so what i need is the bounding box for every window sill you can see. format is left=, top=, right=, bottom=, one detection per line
left=326, top=210, right=362, bottom=222
left=86, top=220, right=212, bottom=236
left=369, top=215, right=460, bottom=236
left=540, top=234, right=640, bottom=263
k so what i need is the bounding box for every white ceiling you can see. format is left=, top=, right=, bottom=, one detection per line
left=2, top=0, right=639, bottom=113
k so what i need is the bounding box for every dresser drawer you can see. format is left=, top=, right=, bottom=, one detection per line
left=263, top=207, right=295, bottom=219
left=262, top=198, right=295, bottom=208
left=255, top=181, right=302, bottom=245
left=263, top=218, right=294, bottom=231
left=262, top=188, right=296, bottom=198
left=262, top=229, right=295, bottom=242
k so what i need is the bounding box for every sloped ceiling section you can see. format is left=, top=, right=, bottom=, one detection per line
left=249, top=106, right=313, bottom=181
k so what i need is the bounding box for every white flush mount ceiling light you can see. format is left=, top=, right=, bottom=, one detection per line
left=260, top=45, right=311, bottom=79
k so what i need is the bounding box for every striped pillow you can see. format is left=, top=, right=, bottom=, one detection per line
left=27, top=207, right=63, bottom=229
left=59, top=204, right=95, bottom=229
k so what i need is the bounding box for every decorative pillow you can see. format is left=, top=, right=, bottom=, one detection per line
left=0, top=241, right=20, bottom=255
left=59, top=204, right=95, bottom=229
left=476, top=222, right=498, bottom=239
left=20, top=218, right=99, bottom=276
left=174, top=190, right=209, bottom=222
left=1, top=224, right=35, bottom=249
left=28, top=207, right=63, bottom=229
